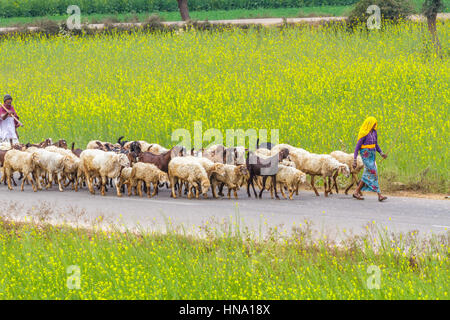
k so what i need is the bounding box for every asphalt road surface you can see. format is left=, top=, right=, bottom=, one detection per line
left=0, top=181, right=448, bottom=239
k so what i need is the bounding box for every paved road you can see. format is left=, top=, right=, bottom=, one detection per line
left=1, top=13, right=448, bottom=33
left=0, top=181, right=448, bottom=239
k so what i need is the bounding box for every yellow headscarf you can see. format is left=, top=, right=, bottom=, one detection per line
left=357, top=116, right=378, bottom=141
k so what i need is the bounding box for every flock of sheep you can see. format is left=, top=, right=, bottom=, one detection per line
left=0, top=137, right=364, bottom=200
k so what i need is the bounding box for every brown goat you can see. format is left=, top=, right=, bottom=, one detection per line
left=52, top=139, right=68, bottom=149
left=136, top=146, right=184, bottom=173
left=24, top=139, right=49, bottom=149
left=71, top=142, right=83, bottom=158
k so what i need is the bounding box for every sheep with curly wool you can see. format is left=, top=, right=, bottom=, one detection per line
left=86, top=140, right=110, bottom=150
left=255, top=165, right=307, bottom=199
left=45, top=146, right=81, bottom=191
left=272, top=165, right=307, bottom=200
left=281, top=158, right=296, bottom=168
left=298, top=153, right=350, bottom=197
left=3, top=149, right=40, bottom=192
left=80, top=149, right=130, bottom=197
left=168, top=157, right=210, bottom=199
left=147, top=143, right=169, bottom=154
left=270, top=143, right=303, bottom=154
left=210, top=164, right=249, bottom=199
left=329, top=151, right=364, bottom=195
left=25, top=147, right=68, bottom=192
left=130, top=162, right=169, bottom=198
left=118, top=167, right=135, bottom=196
left=178, top=156, right=226, bottom=197
left=254, top=148, right=273, bottom=157
left=188, top=156, right=226, bottom=178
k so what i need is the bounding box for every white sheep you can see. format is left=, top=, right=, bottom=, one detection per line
left=255, top=147, right=297, bottom=163
left=299, top=153, right=350, bottom=197
left=45, top=146, right=81, bottom=190
left=281, top=158, right=296, bottom=168
left=0, top=142, right=11, bottom=151
left=86, top=140, right=108, bottom=150
left=130, top=162, right=169, bottom=198
left=210, top=164, right=249, bottom=199
left=123, top=140, right=154, bottom=152
left=255, top=165, right=307, bottom=199
left=118, top=167, right=135, bottom=196
left=25, top=147, right=68, bottom=192
left=188, top=156, right=226, bottom=178
left=273, top=165, right=307, bottom=200
left=271, top=143, right=303, bottom=154
left=80, top=149, right=130, bottom=196
left=168, top=157, right=210, bottom=199
left=254, top=148, right=273, bottom=157
left=147, top=143, right=169, bottom=154
left=174, top=156, right=225, bottom=196
left=3, top=149, right=39, bottom=192
left=330, top=150, right=364, bottom=195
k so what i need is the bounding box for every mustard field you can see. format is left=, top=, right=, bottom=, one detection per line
left=0, top=21, right=448, bottom=191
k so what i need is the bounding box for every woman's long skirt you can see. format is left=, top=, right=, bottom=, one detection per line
left=360, top=148, right=381, bottom=193
left=0, top=117, right=18, bottom=143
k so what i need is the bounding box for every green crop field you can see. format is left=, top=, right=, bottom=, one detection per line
left=0, top=216, right=448, bottom=299
left=0, top=21, right=449, bottom=192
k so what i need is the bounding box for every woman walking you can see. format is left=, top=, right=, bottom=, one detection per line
left=0, top=94, right=21, bottom=143
left=352, top=116, right=388, bottom=202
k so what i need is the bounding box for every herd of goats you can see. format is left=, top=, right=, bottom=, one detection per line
left=0, top=136, right=364, bottom=200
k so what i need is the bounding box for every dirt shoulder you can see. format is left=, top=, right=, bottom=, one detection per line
left=301, top=185, right=449, bottom=200
left=383, top=191, right=449, bottom=200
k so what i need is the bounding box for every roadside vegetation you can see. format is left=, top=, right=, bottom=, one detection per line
left=0, top=0, right=444, bottom=27
left=0, top=212, right=448, bottom=299
left=0, top=0, right=359, bottom=19
left=0, top=7, right=353, bottom=27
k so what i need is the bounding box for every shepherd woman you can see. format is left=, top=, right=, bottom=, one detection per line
left=352, top=116, right=388, bottom=202
left=0, top=94, right=21, bottom=144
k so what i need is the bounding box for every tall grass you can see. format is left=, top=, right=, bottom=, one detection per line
left=0, top=214, right=448, bottom=299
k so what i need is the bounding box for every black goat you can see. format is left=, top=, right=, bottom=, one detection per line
left=117, top=136, right=128, bottom=148
left=246, top=148, right=289, bottom=199
left=256, top=138, right=274, bottom=150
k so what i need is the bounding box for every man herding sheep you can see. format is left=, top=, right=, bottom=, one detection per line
left=0, top=95, right=22, bottom=143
